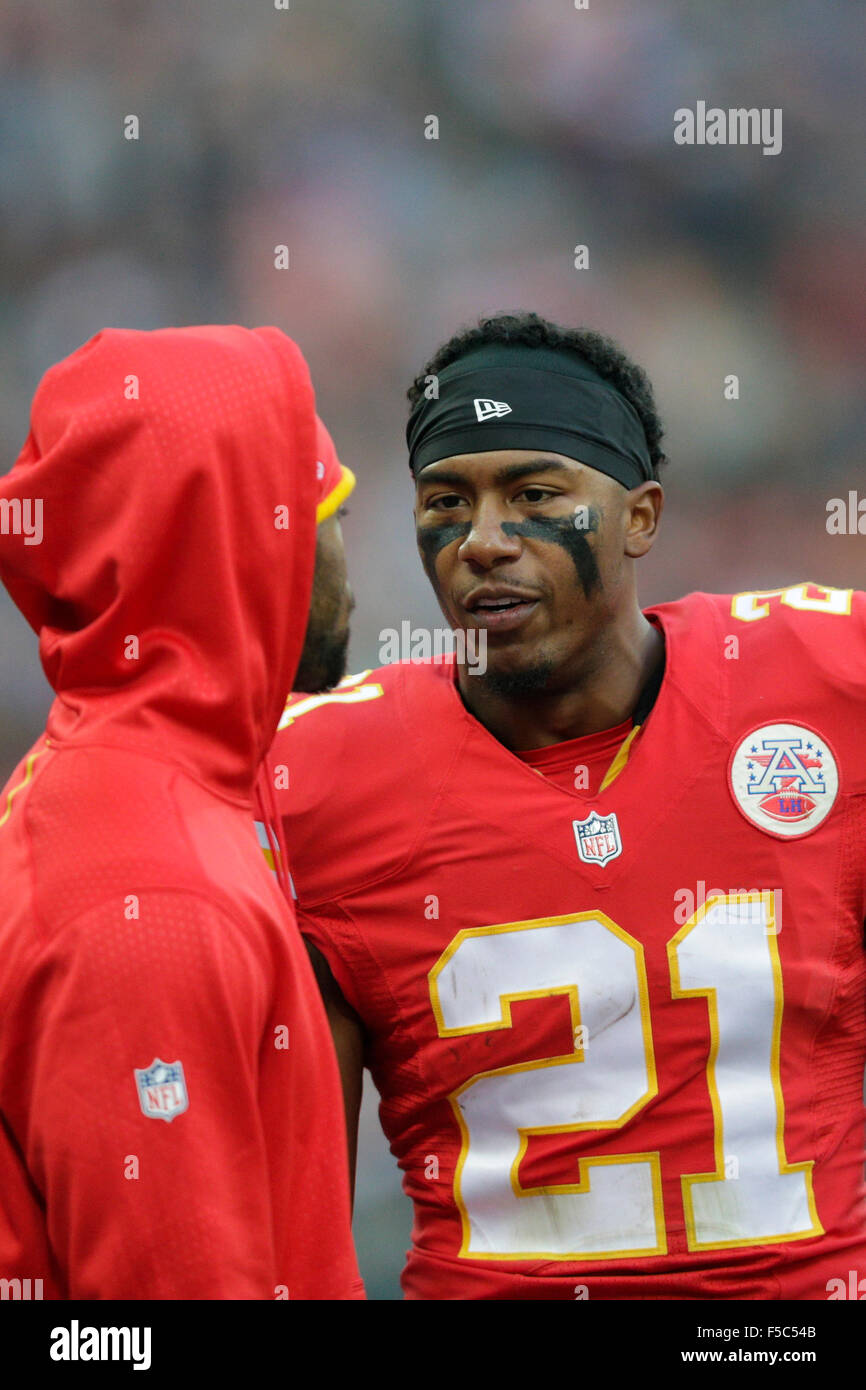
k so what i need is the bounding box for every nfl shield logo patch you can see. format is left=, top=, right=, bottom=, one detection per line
left=134, top=1058, right=189, bottom=1122
left=573, top=811, right=623, bottom=867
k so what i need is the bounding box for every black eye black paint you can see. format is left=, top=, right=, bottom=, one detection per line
left=416, top=507, right=602, bottom=596
left=416, top=521, right=471, bottom=579
left=502, top=511, right=601, bottom=596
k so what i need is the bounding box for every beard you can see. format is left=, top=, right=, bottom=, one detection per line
left=476, top=655, right=556, bottom=698
left=293, top=624, right=350, bottom=694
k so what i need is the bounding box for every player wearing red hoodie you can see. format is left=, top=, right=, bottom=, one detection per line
left=0, top=325, right=363, bottom=1299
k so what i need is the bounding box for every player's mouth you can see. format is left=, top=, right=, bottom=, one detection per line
left=461, top=586, right=541, bottom=632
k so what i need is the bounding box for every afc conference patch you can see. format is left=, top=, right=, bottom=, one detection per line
left=573, top=811, right=623, bottom=867
left=728, top=722, right=839, bottom=839
left=134, top=1058, right=189, bottom=1122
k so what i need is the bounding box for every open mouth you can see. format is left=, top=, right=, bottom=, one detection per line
left=474, top=597, right=526, bottom=612
left=463, top=594, right=540, bottom=631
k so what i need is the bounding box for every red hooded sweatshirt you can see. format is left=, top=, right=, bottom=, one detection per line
left=0, top=326, right=363, bottom=1300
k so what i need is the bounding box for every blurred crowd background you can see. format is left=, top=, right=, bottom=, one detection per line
left=1, top=0, right=863, bottom=1297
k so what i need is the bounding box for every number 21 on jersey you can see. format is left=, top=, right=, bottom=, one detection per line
left=428, top=893, right=822, bottom=1261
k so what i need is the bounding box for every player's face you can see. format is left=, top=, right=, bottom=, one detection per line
left=294, top=512, right=354, bottom=692
left=414, top=450, right=661, bottom=692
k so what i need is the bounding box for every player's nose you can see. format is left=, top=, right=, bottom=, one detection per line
left=457, top=503, right=522, bottom=567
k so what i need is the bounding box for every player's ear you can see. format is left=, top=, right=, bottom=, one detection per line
left=623, top=481, right=663, bottom=559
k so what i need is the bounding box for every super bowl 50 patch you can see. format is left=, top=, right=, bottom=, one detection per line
left=134, top=1058, right=189, bottom=1122
left=728, top=722, right=839, bottom=839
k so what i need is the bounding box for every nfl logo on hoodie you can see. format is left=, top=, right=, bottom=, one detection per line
left=134, top=1058, right=189, bottom=1122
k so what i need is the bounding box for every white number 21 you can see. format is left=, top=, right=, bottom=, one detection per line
left=428, top=894, right=822, bottom=1261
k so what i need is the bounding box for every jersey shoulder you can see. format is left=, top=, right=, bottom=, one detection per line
left=267, top=661, right=461, bottom=905
left=654, top=582, right=865, bottom=684
left=715, top=581, right=861, bottom=684
left=654, top=583, right=866, bottom=785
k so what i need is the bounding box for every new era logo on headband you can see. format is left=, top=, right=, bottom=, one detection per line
left=474, top=397, right=512, bottom=423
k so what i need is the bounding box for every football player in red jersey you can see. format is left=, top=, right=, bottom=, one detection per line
left=0, top=327, right=362, bottom=1299
left=260, top=311, right=866, bottom=1300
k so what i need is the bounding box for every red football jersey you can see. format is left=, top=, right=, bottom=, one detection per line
left=264, top=583, right=866, bottom=1300
left=0, top=327, right=362, bottom=1299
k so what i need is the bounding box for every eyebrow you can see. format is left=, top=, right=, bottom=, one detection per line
left=417, top=457, right=574, bottom=489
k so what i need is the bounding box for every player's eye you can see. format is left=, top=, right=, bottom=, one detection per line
left=337, top=505, right=350, bottom=520
left=517, top=486, right=557, bottom=504
left=428, top=494, right=468, bottom=511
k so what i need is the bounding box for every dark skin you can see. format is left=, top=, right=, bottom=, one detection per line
left=415, top=449, right=664, bottom=749
left=305, top=940, right=364, bottom=1202
left=307, top=449, right=664, bottom=1202
left=291, top=508, right=364, bottom=1188
left=294, top=511, right=354, bottom=693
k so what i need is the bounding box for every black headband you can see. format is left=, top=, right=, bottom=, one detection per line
left=407, top=342, right=653, bottom=489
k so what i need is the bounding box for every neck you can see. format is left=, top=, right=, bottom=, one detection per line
left=456, top=608, right=664, bottom=751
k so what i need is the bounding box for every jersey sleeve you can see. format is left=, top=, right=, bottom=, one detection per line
left=22, top=891, right=276, bottom=1299
left=268, top=668, right=422, bottom=907
left=296, top=903, right=380, bottom=1026
left=850, top=588, right=866, bottom=681
left=729, top=583, right=866, bottom=691
left=796, top=586, right=866, bottom=696
left=736, top=584, right=866, bottom=789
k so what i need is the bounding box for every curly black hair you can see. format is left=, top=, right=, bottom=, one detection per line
left=407, top=311, right=667, bottom=479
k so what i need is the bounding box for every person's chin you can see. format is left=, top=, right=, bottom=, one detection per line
left=478, top=652, right=556, bottom=697
left=294, top=629, right=350, bottom=694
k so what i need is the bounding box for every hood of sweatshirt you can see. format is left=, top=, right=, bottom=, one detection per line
left=0, top=325, right=319, bottom=799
